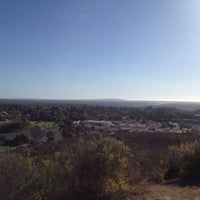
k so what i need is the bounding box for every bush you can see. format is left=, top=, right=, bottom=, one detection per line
left=167, top=140, right=200, bottom=178
left=66, top=137, right=133, bottom=200
left=2, top=134, right=30, bottom=146
left=0, top=136, right=134, bottom=200
left=0, top=120, right=27, bottom=133
left=0, top=154, right=41, bottom=200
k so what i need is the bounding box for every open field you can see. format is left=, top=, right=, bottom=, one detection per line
left=16, top=130, right=200, bottom=162
left=29, top=121, right=57, bottom=129
left=113, top=131, right=200, bottom=159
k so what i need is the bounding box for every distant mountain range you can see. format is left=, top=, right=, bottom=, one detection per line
left=0, top=98, right=200, bottom=111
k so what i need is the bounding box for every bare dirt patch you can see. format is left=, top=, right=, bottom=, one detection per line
left=133, top=183, right=200, bottom=200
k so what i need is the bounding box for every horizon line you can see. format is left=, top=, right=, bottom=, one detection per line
left=0, top=98, right=200, bottom=103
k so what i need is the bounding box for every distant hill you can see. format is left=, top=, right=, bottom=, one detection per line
left=157, top=102, right=200, bottom=111
left=0, top=99, right=165, bottom=107
left=0, top=99, right=200, bottom=111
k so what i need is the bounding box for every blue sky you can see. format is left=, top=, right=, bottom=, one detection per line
left=1, top=0, right=200, bottom=101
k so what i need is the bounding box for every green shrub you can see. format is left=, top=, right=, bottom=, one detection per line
left=167, top=140, right=200, bottom=178
left=30, top=153, right=71, bottom=200
left=65, top=137, right=133, bottom=200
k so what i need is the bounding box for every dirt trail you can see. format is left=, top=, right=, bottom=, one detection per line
left=134, top=184, right=200, bottom=200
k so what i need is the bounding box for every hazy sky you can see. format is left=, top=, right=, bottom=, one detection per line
left=1, top=0, right=200, bottom=101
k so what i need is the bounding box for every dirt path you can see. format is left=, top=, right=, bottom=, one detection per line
left=134, top=184, right=200, bottom=200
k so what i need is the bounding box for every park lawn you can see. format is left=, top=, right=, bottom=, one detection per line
left=29, top=121, right=57, bottom=129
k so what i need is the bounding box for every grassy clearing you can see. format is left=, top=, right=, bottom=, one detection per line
left=0, top=146, right=10, bottom=153
left=29, top=121, right=56, bottom=129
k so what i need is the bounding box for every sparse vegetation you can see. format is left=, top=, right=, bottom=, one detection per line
left=0, top=136, right=135, bottom=200
left=1, top=103, right=200, bottom=199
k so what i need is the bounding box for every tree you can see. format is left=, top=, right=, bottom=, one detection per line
left=60, top=120, right=87, bottom=138
left=31, top=126, right=44, bottom=145
left=47, top=131, right=54, bottom=141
